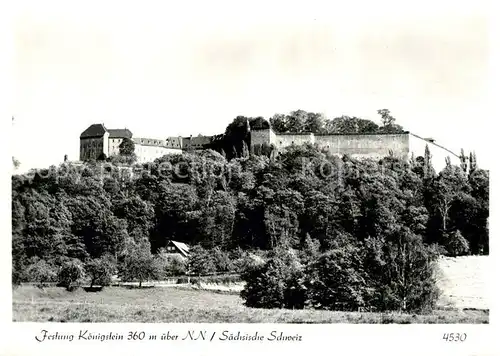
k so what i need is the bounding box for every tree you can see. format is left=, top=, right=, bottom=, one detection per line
left=160, top=253, right=187, bottom=276
left=467, top=169, right=489, bottom=253
left=469, top=152, right=477, bottom=175
left=25, top=259, right=58, bottom=287
left=242, top=141, right=250, bottom=159
left=12, top=157, right=20, bottom=170
left=377, top=109, right=404, bottom=133
left=459, top=148, right=468, bottom=173
left=304, top=112, right=326, bottom=133
left=366, top=227, right=440, bottom=312
left=118, top=247, right=160, bottom=287
left=423, top=144, right=435, bottom=179
left=240, top=248, right=302, bottom=309
left=97, top=153, right=107, bottom=161
left=85, top=256, right=116, bottom=287
left=299, top=233, right=320, bottom=263
left=270, top=110, right=327, bottom=134
left=377, top=109, right=395, bottom=127
left=119, top=138, right=135, bottom=156
left=188, top=245, right=216, bottom=276
left=223, top=116, right=253, bottom=159
left=211, top=247, right=233, bottom=272
left=356, top=118, right=380, bottom=133
left=304, top=246, right=367, bottom=310
left=286, top=110, right=308, bottom=132
left=58, top=259, right=86, bottom=291
left=444, top=230, right=470, bottom=256
left=232, top=250, right=265, bottom=273
left=113, top=195, right=154, bottom=239
left=270, top=113, right=287, bottom=133
left=324, top=116, right=379, bottom=134
left=150, top=183, right=200, bottom=250
left=432, top=165, right=469, bottom=235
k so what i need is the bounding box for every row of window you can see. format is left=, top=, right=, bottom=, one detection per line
left=108, top=138, right=182, bottom=147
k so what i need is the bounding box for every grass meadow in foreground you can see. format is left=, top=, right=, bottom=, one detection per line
left=12, top=286, right=488, bottom=324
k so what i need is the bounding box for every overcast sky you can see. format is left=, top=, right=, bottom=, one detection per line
left=12, top=0, right=492, bottom=171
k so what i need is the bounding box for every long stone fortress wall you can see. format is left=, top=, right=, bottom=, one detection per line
left=250, top=128, right=460, bottom=171
left=313, top=133, right=408, bottom=159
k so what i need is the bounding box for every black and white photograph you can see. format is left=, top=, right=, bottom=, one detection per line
left=3, top=0, right=497, bottom=354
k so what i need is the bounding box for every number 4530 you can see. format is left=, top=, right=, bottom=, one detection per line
left=443, top=333, right=467, bottom=342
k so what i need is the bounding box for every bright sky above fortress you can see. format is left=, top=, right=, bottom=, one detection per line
left=11, top=0, right=493, bottom=172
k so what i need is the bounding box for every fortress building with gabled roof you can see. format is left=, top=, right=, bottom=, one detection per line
left=79, top=124, right=185, bottom=163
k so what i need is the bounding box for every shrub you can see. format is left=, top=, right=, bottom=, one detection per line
left=58, top=260, right=86, bottom=291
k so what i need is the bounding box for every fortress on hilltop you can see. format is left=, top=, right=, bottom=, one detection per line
left=79, top=122, right=460, bottom=172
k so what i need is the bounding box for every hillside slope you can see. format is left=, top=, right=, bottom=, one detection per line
left=436, top=256, right=489, bottom=310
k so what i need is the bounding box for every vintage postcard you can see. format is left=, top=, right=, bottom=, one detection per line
left=2, top=0, right=498, bottom=355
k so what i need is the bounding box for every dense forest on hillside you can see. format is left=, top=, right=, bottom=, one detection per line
left=11, top=112, right=489, bottom=312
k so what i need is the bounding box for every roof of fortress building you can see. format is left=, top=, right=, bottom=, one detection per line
left=276, top=132, right=314, bottom=136
left=80, top=124, right=107, bottom=139
left=252, top=127, right=412, bottom=136
left=314, top=131, right=410, bottom=136
left=80, top=124, right=133, bottom=139
left=108, top=129, right=133, bottom=139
